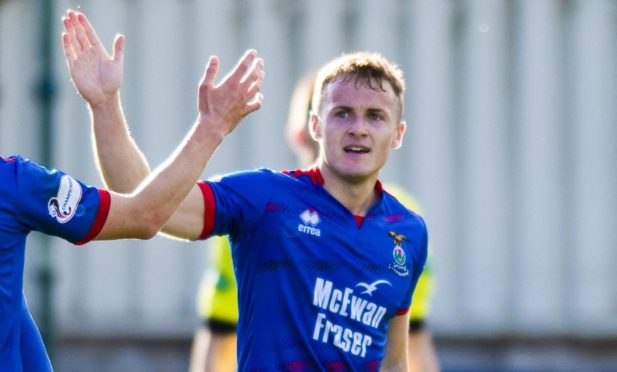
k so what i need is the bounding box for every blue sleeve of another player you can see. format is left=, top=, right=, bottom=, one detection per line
left=400, top=216, right=429, bottom=312
left=197, top=169, right=273, bottom=239
left=12, top=157, right=110, bottom=244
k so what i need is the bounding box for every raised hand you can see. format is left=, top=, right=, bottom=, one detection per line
left=196, top=50, right=265, bottom=137
left=62, top=10, right=124, bottom=107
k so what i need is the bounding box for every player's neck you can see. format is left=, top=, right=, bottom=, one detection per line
left=318, top=165, right=380, bottom=216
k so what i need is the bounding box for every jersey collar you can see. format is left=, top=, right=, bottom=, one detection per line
left=284, top=167, right=383, bottom=195
left=0, top=155, right=17, bottom=163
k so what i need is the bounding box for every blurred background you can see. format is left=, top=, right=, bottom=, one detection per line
left=1, top=0, right=616, bottom=371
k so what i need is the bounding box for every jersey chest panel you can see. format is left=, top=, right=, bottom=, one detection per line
left=231, top=179, right=420, bottom=366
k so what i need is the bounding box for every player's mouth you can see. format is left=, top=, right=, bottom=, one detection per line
left=343, top=145, right=370, bottom=154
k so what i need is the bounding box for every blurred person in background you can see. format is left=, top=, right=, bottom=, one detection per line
left=0, top=9, right=264, bottom=371
left=190, top=72, right=440, bottom=372
left=72, top=9, right=428, bottom=367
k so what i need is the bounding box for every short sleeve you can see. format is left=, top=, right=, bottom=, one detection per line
left=399, top=214, right=429, bottom=312
left=12, top=157, right=110, bottom=244
left=198, top=169, right=274, bottom=239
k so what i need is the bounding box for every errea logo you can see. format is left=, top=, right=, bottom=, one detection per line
left=298, top=209, right=321, bottom=237
left=300, top=209, right=320, bottom=226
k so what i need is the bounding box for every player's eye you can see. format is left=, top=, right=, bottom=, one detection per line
left=334, top=110, right=350, bottom=119
left=368, top=112, right=384, bottom=121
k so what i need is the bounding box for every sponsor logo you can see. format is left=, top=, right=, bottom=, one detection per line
left=298, top=209, right=321, bottom=237
left=312, top=277, right=390, bottom=358
left=388, top=231, right=409, bottom=277
left=355, top=280, right=392, bottom=296
left=48, top=175, right=82, bottom=224
left=300, top=209, right=320, bottom=225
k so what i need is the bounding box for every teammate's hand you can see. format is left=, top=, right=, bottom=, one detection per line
left=196, top=49, right=265, bottom=137
left=62, top=10, right=124, bottom=107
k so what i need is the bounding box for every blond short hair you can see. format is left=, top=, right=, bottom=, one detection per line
left=311, top=52, right=406, bottom=120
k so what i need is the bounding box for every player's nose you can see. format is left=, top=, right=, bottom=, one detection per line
left=347, top=117, right=369, bottom=136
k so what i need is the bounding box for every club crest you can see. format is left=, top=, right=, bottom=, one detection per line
left=388, top=231, right=409, bottom=277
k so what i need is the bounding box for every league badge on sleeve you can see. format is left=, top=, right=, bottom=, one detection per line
left=48, top=175, right=83, bottom=224
left=388, top=231, right=409, bottom=277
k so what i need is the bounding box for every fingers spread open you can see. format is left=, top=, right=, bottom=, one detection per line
left=241, top=57, right=264, bottom=117
left=112, top=34, right=125, bottom=64
left=198, top=56, right=219, bottom=112
left=62, top=16, right=81, bottom=53
left=202, top=56, right=220, bottom=87
left=244, top=66, right=265, bottom=100
left=68, top=10, right=89, bottom=50
left=61, top=32, right=76, bottom=65
left=241, top=57, right=264, bottom=89
left=229, top=49, right=257, bottom=85
left=77, top=11, right=101, bottom=48
left=244, top=92, right=264, bottom=116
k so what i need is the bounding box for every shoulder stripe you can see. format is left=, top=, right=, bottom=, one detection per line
left=395, top=308, right=409, bottom=316
left=198, top=181, right=216, bottom=240
left=75, top=188, right=111, bottom=245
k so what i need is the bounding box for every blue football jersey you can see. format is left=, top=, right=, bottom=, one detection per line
left=0, top=155, right=110, bottom=371
left=199, top=168, right=428, bottom=371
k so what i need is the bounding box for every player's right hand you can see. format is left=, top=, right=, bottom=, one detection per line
left=195, top=49, right=265, bottom=138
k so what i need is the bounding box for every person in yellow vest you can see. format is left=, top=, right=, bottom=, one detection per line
left=189, top=72, right=439, bottom=372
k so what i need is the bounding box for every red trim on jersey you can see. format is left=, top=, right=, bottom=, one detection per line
left=324, top=361, right=348, bottom=371
left=395, top=308, right=410, bottom=316
left=354, top=215, right=364, bottom=227
left=281, top=360, right=308, bottom=370
left=283, top=167, right=324, bottom=185
left=284, top=167, right=383, bottom=196
left=375, top=179, right=383, bottom=195
left=75, top=188, right=111, bottom=245
left=0, top=156, right=16, bottom=163
left=198, top=181, right=216, bottom=240
left=365, top=360, right=380, bottom=372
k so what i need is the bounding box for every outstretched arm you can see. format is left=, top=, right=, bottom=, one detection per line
left=62, top=11, right=149, bottom=193
left=62, top=10, right=265, bottom=240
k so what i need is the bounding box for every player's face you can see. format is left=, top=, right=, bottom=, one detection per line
left=312, top=78, right=405, bottom=183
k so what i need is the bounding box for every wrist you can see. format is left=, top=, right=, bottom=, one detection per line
left=195, top=114, right=227, bottom=144
left=89, top=92, right=121, bottom=112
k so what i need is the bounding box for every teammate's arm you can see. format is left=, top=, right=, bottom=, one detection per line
left=61, top=11, right=149, bottom=193
left=62, top=10, right=264, bottom=241
left=63, top=10, right=264, bottom=240
left=381, top=314, right=410, bottom=371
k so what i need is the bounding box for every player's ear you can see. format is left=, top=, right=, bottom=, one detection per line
left=309, top=112, right=322, bottom=141
left=391, top=121, right=406, bottom=149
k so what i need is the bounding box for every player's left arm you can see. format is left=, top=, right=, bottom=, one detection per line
left=381, top=314, right=409, bottom=371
